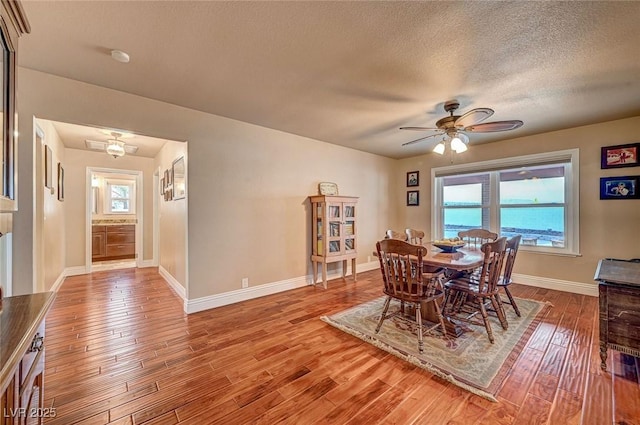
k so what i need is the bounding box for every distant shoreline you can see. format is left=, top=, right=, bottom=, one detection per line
left=444, top=224, right=564, bottom=247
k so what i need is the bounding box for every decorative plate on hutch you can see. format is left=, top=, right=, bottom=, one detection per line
left=318, top=182, right=339, bottom=195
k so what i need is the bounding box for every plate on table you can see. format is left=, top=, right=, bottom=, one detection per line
left=432, top=242, right=466, bottom=253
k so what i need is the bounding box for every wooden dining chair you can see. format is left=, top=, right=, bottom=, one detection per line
left=376, top=239, right=447, bottom=352
left=405, top=228, right=425, bottom=245
left=497, top=235, right=522, bottom=316
left=457, top=229, right=498, bottom=248
left=385, top=229, right=407, bottom=241
left=442, top=237, right=508, bottom=343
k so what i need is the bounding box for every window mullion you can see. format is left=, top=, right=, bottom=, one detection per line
left=489, top=171, right=499, bottom=234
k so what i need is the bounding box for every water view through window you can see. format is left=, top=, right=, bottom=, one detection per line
left=441, top=165, right=566, bottom=247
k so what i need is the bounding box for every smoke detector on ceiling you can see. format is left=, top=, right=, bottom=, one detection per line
left=111, top=49, right=130, bottom=63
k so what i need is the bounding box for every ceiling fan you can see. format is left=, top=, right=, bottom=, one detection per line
left=400, top=99, right=523, bottom=153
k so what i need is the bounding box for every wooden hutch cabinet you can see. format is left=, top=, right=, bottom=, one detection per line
left=594, top=258, right=640, bottom=371
left=310, top=195, right=358, bottom=288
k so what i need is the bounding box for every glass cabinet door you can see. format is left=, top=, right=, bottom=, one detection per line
left=327, top=202, right=342, bottom=255
left=343, top=203, right=356, bottom=253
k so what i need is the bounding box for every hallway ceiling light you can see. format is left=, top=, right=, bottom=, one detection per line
left=106, top=140, right=125, bottom=158
left=86, top=133, right=138, bottom=157
left=106, top=132, right=126, bottom=158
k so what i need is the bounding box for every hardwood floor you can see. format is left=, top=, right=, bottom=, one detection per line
left=43, top=267, right=639, bottom=424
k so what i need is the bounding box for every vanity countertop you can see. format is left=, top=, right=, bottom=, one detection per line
left=92, top=219, right=137, bottom=225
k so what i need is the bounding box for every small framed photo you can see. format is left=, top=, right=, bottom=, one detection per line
left=601, top=143, right=640, bottom=169
left=600, top=176, right=639, bottom=199
left=407, top=190, right=419, bottom=206
left=57, top=162, right=64, bottom=201
left=44, top=145, right=53, bottom=188
left=407, top=171, right=419, bottom=187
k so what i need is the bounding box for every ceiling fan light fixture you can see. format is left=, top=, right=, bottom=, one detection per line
left=106, top=140, right=126, bottom=158
left=450, top=136, right=468, bottom=153
left=433, top=142, right=446, bottom=155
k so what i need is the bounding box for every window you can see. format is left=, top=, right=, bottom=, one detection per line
left=432, top=149, right=579, bottom=255
left=104, top=179, right=135, bottom=214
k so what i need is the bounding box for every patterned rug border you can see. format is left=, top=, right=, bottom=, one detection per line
left=321, top=297, right=552, bottom=402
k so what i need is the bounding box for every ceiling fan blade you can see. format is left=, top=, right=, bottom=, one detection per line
left=399, top=126, right=442, bottom=131
left=464, top=120, right=524, bottom=132
left=401, top=133, right=442, bottom=147
left=454, top=108, right=494, bottom=128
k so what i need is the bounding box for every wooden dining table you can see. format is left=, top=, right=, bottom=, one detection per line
left=373, top=244, right=485, bottom=337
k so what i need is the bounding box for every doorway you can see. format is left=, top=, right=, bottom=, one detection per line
left=86, top=167, right=143, bottom=272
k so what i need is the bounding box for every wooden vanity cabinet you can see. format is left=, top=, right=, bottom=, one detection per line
left=91, top=225, right=106, bottom=260
left=92, top=224, right=135, bottom=261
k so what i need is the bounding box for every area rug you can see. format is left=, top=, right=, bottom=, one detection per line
left=321, top=296, right=550, bottom=401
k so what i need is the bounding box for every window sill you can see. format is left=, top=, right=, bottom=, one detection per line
left=520, top=247, right=582, bottom=258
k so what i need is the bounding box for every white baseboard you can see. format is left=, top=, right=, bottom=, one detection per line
left=357, top=260, right=380, bottom=273
left=49, top=271, right=66, bottom=292
left=185, top=274, right=309, bottom=314
left=159, top=266, right=187, bottom=301
left=137, top=259, right=156, bottom=268
left=64, top=266, right=89, bottom=277
left=184, top=260, right=383, bottom=314
left=512, top=273, right=598, bottom=297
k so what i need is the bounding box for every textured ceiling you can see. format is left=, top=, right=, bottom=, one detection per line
left=19, top=1, right=640, bottom=159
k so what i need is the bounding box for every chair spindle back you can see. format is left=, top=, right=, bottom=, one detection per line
left=458, top=228, right=498, bottom=248
left=405, top=228, right=425, bottom=245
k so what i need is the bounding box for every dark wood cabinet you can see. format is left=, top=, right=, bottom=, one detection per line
left=1, top=293, right=55, bottom=425
left=92, top=224, right=135, bottom=262
left=91, top=226, right=106, bottom=259
left=594, top=259, right=640, bottom=371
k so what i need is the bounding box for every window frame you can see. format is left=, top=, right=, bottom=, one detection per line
left=104, top=179, right=136, bottom=215
left=431, top=149, right=580, bottom=256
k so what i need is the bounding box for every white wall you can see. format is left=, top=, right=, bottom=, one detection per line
left=154, top=140, right=187, bottom=290
left=35, top=119, right=66, bottom=292
left=16, top=68, right=397, bottom=300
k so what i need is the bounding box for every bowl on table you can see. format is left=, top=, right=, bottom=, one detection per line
left=432, top=241, right=466, bottom=253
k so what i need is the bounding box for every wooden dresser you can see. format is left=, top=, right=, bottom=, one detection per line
left=594, top=258, right=640, bottom=371
left=1, top=292, right=56, bottom=424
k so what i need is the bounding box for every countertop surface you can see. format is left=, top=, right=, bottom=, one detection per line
left=92, top=219, right=137, bottom=225
left=0, top=291, right=56, bottom=393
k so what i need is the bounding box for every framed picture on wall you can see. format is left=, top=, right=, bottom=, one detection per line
left=600, top=176, right=639, bottom=199
left=172, top=156, right=186, bottom=200
left=407, top=190, right=419, bottom=206
left=407, top=171, right=419, bottom=187
left=57, top=162, right=64, bottom=201
left=45, top=145, right=53, bottom=188
left=601, top=143, right=640, bottom=169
